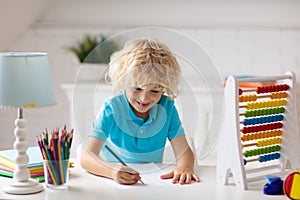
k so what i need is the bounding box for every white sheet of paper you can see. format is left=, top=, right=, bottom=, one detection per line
left=104, top=163, right=174, bottom=189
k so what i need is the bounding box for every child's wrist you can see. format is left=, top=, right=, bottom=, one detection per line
left=109, top=163, right=121, bottom=180
left=176, top=163, right=194, bottom=170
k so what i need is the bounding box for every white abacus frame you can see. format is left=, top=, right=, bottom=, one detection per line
left=217, top=71, right=300, bottom=190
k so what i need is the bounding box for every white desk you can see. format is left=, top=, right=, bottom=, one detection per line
left=0, top=160, right=287, bottom=200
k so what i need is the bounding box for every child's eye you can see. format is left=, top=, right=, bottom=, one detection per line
left=151, top=90, right=160, bottom=93
left=134, top=87, right=143, bottom=91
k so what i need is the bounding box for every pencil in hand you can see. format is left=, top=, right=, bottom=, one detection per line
left=104, top=145, right=144, bottom=185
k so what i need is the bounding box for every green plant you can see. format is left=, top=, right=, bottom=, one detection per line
left=65, top=34, right=121, bottom=64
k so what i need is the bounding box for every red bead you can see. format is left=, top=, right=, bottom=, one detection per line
left=239, top=88, right=243, bottom=95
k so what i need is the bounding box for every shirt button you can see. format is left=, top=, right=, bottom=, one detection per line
left=140, top=129, right=143, bottom=134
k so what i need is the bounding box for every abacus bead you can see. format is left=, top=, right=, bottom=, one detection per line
left=245, top=111, right=249, bottom=117
left=277, top=138, right=282, bottom=143
left=285, top=84, right=289, bottom=90
left=241, top=135, right=246, bottom=141
left=247, top=150, right=253, bottom=156
left=253, top=102, right=258, bottom=109
left=257, top=140, right=262, bottom=146
left=269, top=101, right=274, bottom=107
left=265, top=155, right=270, bottom=161
left=267, top=131, right=272, bottom=138
left=244, top=151, right=249, bottom=157
left=259, top=156, right=265, bottom=162
left=277, top=107, right=281, bottom=113
left=239, top=96, right=243, bottom=102
left=276, top=100, right=280, bottom=106
left=247, top=103, right=252, bottom=109
left=257, top=87, right=261, bottom=94
left=248, top=134, right=252, bottom=140
left=239, top=88, right=243, bottom=95
left=244, top=119, right=249, bottom=126
left=283, top=84, right=289, bottom=90
left=281, top=92, right=288, bottom=98
left=276, top=145, right=281, bottom=151
left=271, top=154, right=276, bottom=160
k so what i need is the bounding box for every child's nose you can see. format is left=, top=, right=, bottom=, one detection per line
left=140, top=92, right=150, bottom=101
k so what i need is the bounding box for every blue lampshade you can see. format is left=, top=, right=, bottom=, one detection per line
left=0, top=52, right=55, bottom=108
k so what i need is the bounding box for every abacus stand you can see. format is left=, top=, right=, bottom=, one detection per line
left=217, top=71, right=300, bottom=190
left=3, top=108, right=44, bottom=194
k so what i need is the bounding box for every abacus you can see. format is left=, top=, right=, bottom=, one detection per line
left=217, top=71, right=300, bottom=190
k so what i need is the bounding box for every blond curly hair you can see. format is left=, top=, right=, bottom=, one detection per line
left=106, top=38, right=181, bottom=99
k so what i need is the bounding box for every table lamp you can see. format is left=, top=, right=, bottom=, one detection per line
left=0, top=52, right=55, bottom=194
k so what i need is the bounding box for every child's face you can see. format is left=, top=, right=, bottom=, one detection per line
left=126, top=84, right=163, bottom=118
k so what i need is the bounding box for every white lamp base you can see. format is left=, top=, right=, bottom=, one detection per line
left=3, top=178, right=44, bottom=194
left=2, top=109, right=44, bottom=195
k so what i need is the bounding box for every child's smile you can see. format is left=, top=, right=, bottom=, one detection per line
left=126, top=84, right=163, bottom=120
left=136, top=101, right=150, bottom=109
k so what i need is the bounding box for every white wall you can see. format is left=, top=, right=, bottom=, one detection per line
left=37, top=0, right=300, bottom=28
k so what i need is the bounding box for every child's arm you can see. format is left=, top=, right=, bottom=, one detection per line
left=80, top=137, right=141, bottom=185
left=160, top=135, right=200, bottom=184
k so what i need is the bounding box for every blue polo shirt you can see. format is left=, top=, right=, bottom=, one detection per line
left=89, top=92, right=185, bottom=163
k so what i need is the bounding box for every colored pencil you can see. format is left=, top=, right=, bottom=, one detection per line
left=36, top=125, right=73, bottom=186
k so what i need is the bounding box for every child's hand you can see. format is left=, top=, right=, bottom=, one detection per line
left=112, top=165, right=141, bottom=185
left=160, top=166, right=200, bottom=184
